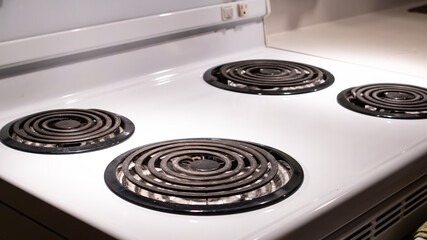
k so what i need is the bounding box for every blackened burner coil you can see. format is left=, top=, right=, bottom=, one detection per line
left=337, top=83, right=427, bottom=119
left=104, top=138, right=303, bottom=215
left=204, top=59, right=334, bottom=95
left=0, top=109, right=135, bottom=154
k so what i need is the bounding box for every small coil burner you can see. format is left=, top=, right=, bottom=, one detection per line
left=337, top=83, right=427, bottom=119
left=0, top=109, right=135, bottom=154
left=203, top=59, right=334, bottom=95
left=104, top=138, right=303, bottom=215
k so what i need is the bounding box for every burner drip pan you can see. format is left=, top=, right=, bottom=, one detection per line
left=104, top=138, right=303, bottom=215
left=0, top=109, right=135, bottom=154
left=203, top=59, right=334, bottom=95
left=337, top=83, right=427, bottom=119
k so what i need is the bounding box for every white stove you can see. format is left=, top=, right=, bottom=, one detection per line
left=0, top=1, right=426, bottom=239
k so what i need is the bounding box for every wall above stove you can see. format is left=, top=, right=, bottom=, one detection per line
left=264, top=0, right=418, bottom=35
left=265, top=0, right=427, bottom=78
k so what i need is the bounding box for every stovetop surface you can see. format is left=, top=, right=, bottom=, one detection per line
left=1, top=43, right=427, bottom=239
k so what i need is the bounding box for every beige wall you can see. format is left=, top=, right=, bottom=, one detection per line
left=264, top=0, right=417, bottom=35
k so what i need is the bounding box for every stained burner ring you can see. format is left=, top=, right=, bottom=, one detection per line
left=105, top=138, right=303, bottom=215
left=204, top=59, right=334, bottom=95
left=0, top=109, right=135, bottom=153
left=337, top=83, right=427, bottom=119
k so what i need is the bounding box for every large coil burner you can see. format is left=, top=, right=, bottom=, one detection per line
left=203, top=59, right=334, bottom=95
left=104, top=138, right=303, bottom=215
left=0, top=109, right=135, bottom=154
left=337, top=83, right=427, bottom=119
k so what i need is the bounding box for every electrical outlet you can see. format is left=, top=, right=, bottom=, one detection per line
left=238, top=3, right=247, bottom=17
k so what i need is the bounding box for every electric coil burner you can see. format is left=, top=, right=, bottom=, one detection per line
left=0, top=109, right=135, bottom=154
left=104, top=138, right=303, bottom=215
left=203, top=59, right=334, bottom=95
left=337, top=83, right=427, bottom=119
